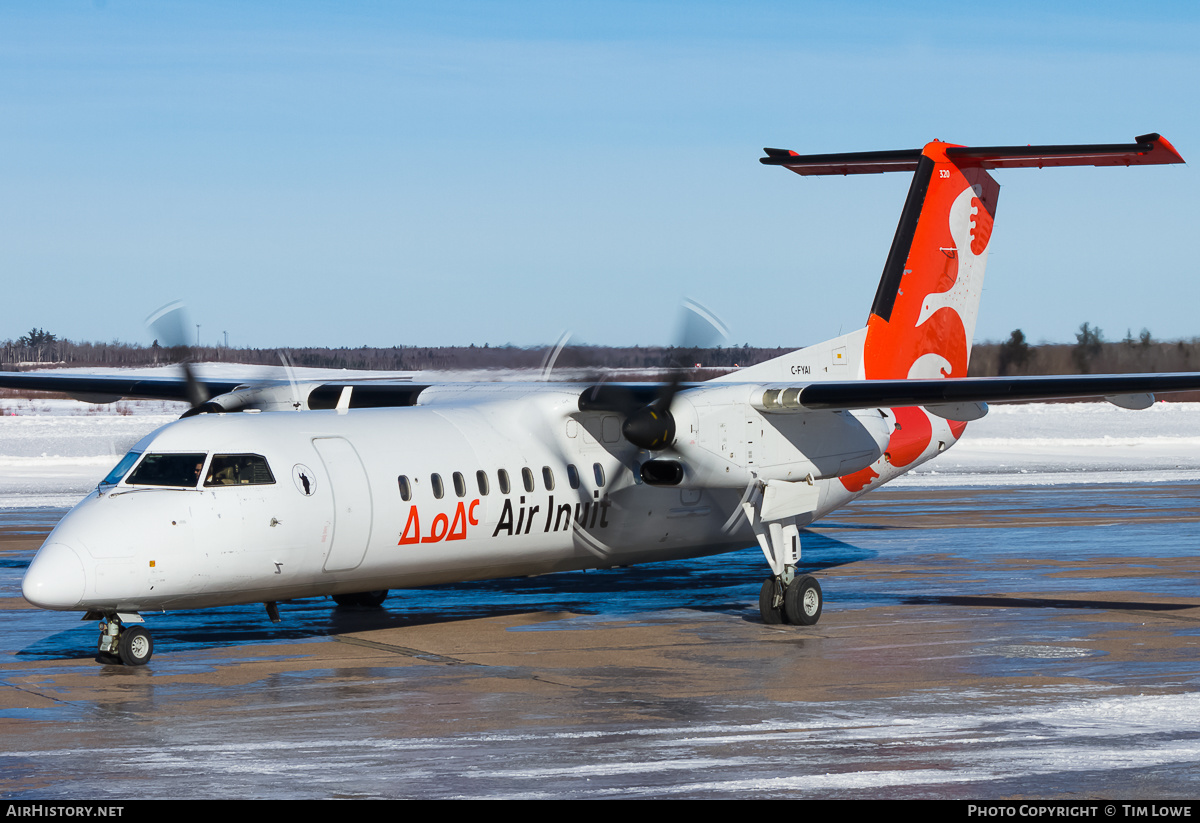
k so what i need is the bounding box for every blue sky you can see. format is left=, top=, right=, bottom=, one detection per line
left=1, top=1, right=1196, bottom=350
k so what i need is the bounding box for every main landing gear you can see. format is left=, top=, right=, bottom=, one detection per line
left=759, top=573, right=823, bottom=625
left=742, top=479, right=824, bottom=627
left=95, top=614, right=153, bottom=666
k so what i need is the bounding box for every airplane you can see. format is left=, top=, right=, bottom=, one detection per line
left=9, top=132, right=1199, bottom=666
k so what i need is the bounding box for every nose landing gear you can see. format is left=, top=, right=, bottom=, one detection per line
left=96, top=614, right=153, bottom=666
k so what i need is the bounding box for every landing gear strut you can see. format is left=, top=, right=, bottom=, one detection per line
left=96, top=615, right=153, bottom=666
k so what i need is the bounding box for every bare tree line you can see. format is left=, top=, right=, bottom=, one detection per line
left=968, top=326, right=1200, bottom=377
left=0, top=331, right=789, bottom=374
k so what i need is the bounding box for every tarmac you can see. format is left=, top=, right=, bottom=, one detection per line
left=3, top=482, right=1200, bottom=799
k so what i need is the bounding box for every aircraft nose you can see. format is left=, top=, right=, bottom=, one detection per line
left=22, top=542, right=87, bottom=610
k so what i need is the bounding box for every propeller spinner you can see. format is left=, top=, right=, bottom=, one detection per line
left=579, top=299, right=728, bottom=451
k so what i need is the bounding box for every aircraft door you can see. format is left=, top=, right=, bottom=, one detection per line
left=312, top=437, right=374, bottom=572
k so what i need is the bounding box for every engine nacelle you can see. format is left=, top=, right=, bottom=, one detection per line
left=194, top=382, right=431, bottom=415
left=655, top=388, right=891, bottom=488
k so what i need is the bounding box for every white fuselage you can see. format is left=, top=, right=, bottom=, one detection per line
left=21, top=383, right=961, bottom=613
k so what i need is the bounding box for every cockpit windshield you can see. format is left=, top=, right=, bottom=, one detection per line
left=125, top=453, right=208, bottom=488
left=204, top=454, right=275, bottom=486
left=99, top=450, right=143, bottom=487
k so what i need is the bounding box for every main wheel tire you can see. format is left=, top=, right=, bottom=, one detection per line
left=758, top=577, right=785, bottom=625
left=117, top=626, right=153, bottom=666
left=357, top=590, right=388, bottom=607
left=784, top=575, right=823, bottom=626
left=333, top=590, right=389, bottom=608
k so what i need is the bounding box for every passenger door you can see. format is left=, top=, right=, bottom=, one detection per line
left=312, top=437, right=374, bottom=572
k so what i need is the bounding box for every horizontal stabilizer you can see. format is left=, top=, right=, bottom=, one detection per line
left=761, top=133, right=1183, bottom=176
left=760, top=147, right=923, bottom=176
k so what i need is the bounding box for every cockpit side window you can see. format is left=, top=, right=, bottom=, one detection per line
left=100, top=450, right=143, bottom=487
left=204, top=454, right=276, bottom=487
left=126, top=453, right=208, bottom=487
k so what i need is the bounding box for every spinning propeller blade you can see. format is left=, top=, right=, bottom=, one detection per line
left=146, top=301, right=209, bottom=411
left=580, top=299, right=729, bottom=451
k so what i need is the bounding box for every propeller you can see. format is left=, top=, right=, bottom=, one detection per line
left=539, top=331, right=573, bottom=381
left=579, top=299, right=729, bottom=451
left=277, top=349, right=304, bottom=410
left=147, top=301, right=307, bottom=417
left=146, top=301, right=211, bottom=413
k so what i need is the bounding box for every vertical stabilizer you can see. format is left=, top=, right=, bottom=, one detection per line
left=862, top=142, right=998, bottom=380
left=746, top=133, right=1183, bottom=495
left=739, top=134, right=1183, bottom=385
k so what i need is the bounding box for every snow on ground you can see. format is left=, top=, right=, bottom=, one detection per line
left=897, top=401, right=1200, bottom=487
left=2, top=363, right=1199, bottom=506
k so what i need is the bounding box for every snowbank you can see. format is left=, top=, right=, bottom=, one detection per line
left=2, top=364, right=1199, bottom=506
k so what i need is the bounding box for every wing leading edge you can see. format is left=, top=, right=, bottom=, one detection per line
left=0, top=373, right=427, bottom=411
left=0, top=374, right=242, bottom=403
left=751, top=373, right=1200, bottom=414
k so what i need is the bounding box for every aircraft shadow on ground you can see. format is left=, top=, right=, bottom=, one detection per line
left=18, top=533, right=876, bottom=660
left=902, top=594, right=1197, bottom=612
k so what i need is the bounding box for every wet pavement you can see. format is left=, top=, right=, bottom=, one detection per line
left=2, top=482, right=1200, bottom=799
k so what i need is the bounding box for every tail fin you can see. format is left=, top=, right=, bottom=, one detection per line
left=862, top=141, right=999, bottom=380
left=757, top=133, right=1183, bottom=381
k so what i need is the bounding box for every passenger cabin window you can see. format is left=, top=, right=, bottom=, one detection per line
left=521, top=467, right=535, bottom=492
left=398, top=475, right=412, bottom=501
left=498, top=469, right=511, bottom=495
left=204, top=454, right=276, bottom=487
left=431, top=473, right=444, bottom=499
left=593, top=462, right=606, bottom=487
left=566, top=464, right=580, bottom=490
left=542, top=466, right=555, bottom=491
left=476, top=470, right=490, bottom=496
left=453, top=471, right=466, bottom=498
left=126, top=453, right=208, bottom=488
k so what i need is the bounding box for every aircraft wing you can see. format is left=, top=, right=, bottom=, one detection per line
left=0, top=371, right=426, bottom=411
left=0, top=373, right=244, bottom=403
left=7, top=369, right=1199, bottom=417
left=752, top=373, right=1200, bottom=413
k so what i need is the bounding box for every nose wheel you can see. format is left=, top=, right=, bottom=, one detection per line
left=96, top=616, right=154, bottom=666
